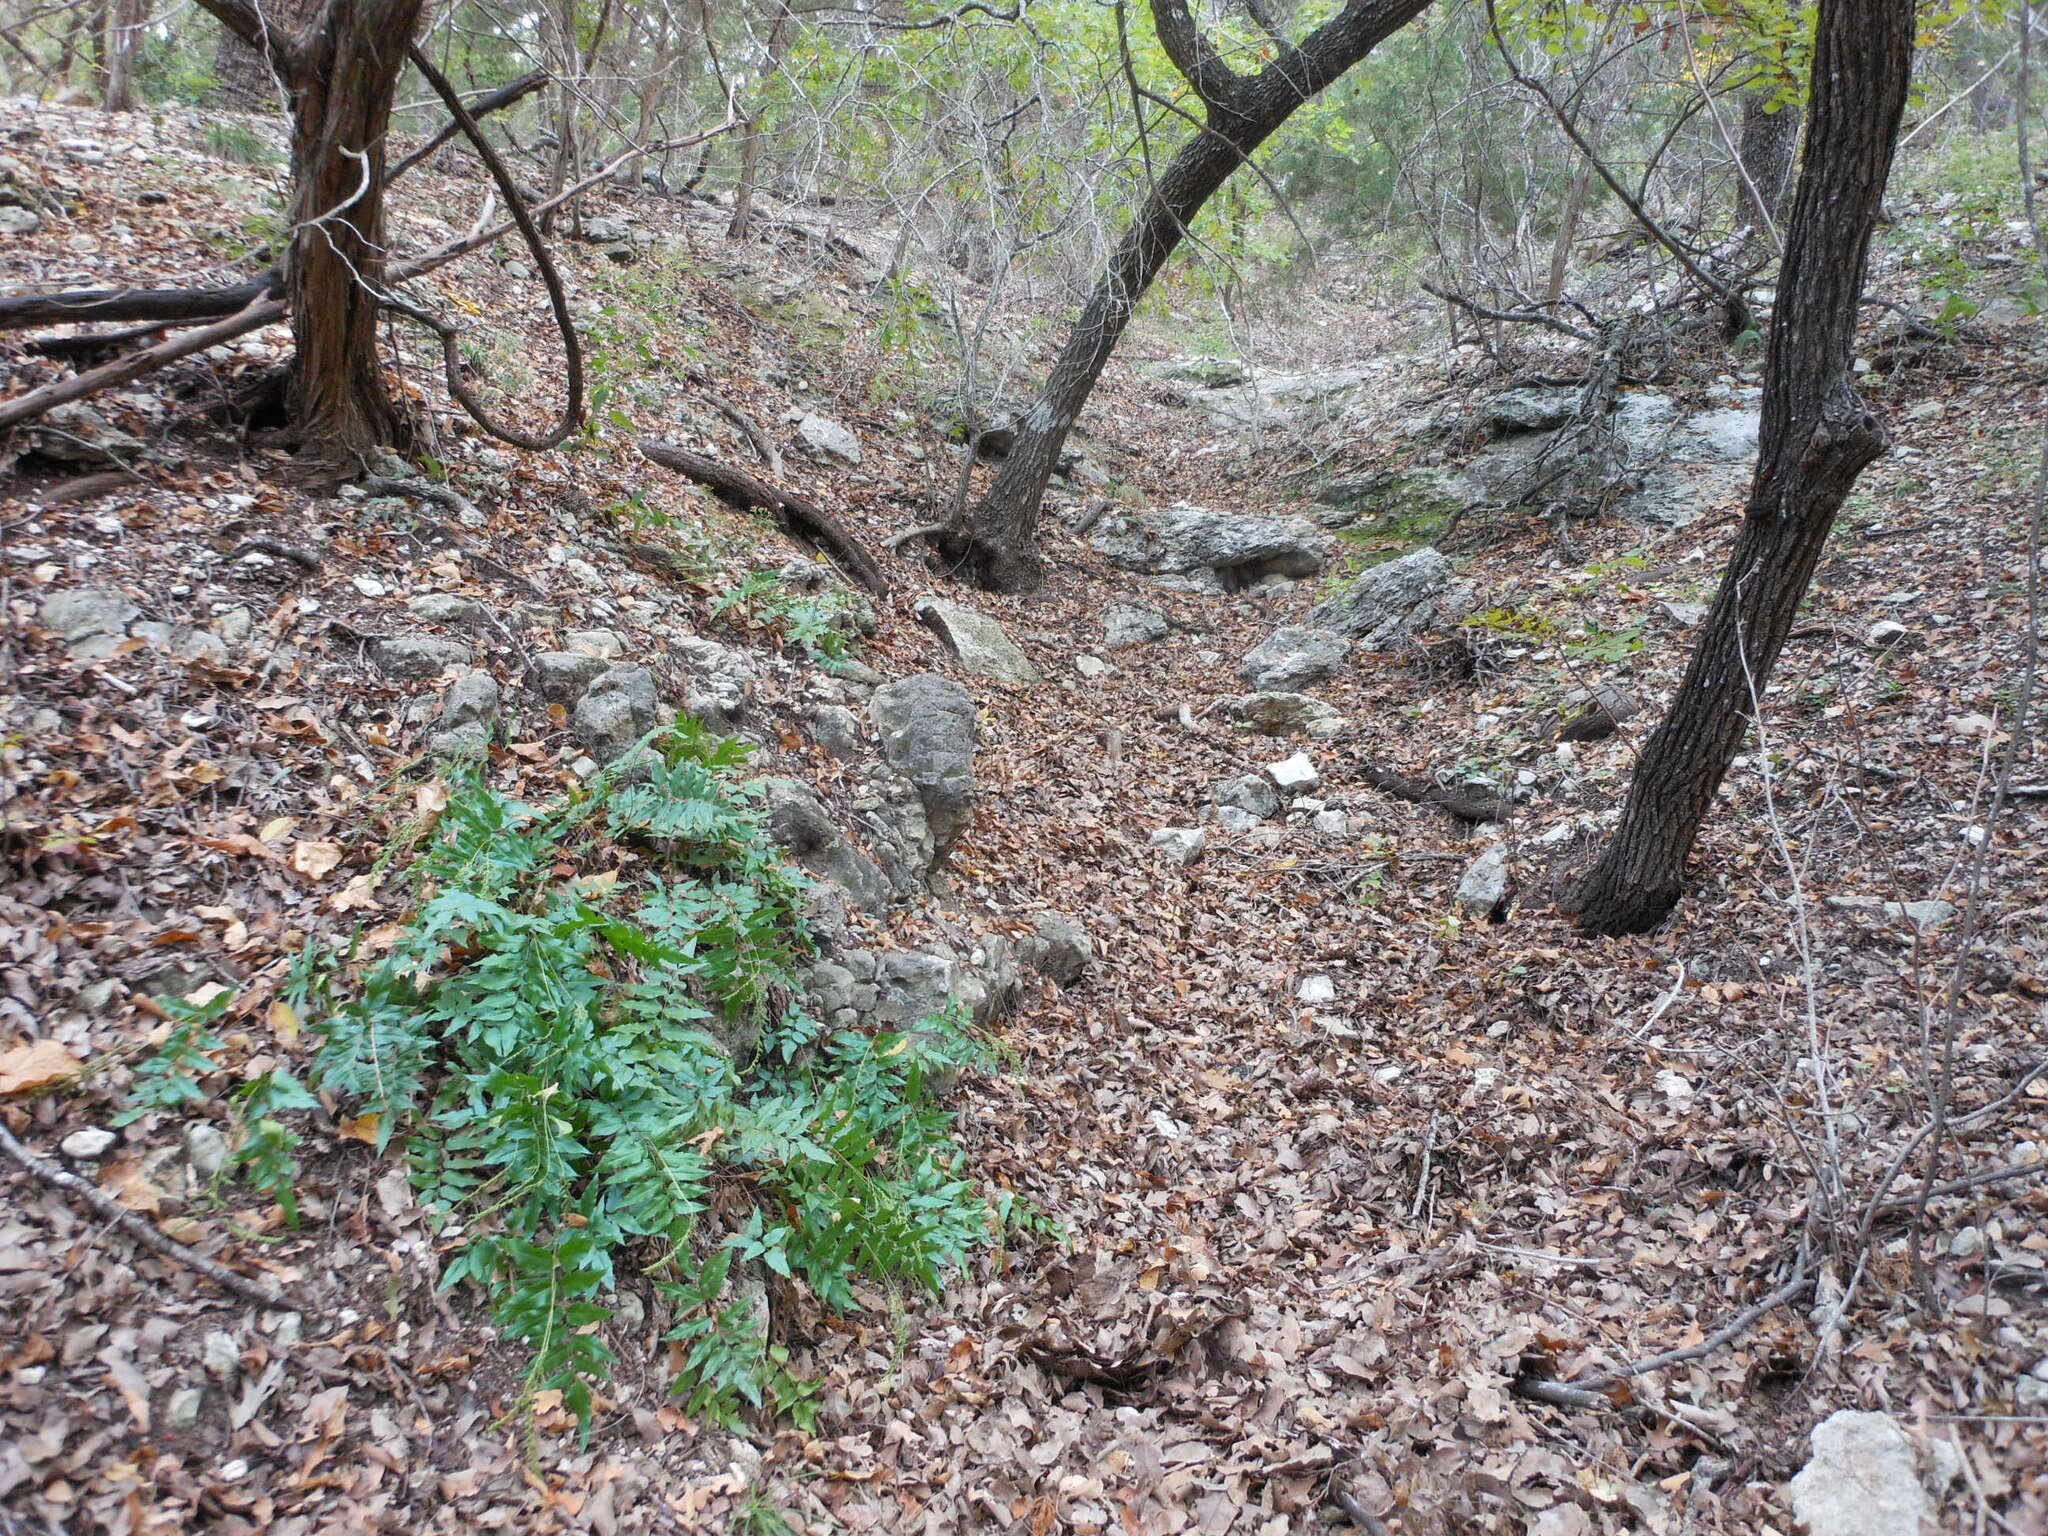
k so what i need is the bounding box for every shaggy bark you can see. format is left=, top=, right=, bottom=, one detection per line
left=194, top=0, right=425, bottom=462
left=947, top=0, right=1434, bottom=592
left=1568, top=0, right=1914, bottom=936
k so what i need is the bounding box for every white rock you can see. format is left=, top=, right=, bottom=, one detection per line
left=1455, top=845, right=1512, bottom=920
left=165, top=1386, right=204, bottom=1431
left=60, top=1128, right=117, bottom=1160
left=1312, top=810, right=1349, bottom=837
left=184, top=1122, right=230, bottom=1183
left=1149, top=827, right=1207, bottom=866
left=1785, top=1410, right=1936, bottom=1536
left=1297, top=975, right=1337, bottom=1004
left=1866, top=620, right=1910, bottom=648
left=1074, top=654, right=1112, bottom=679
left=1266, top=753, right=1319, bottom=791
left=796, top=412, right=863, bottom=465
left=201, top=1330, right=241, bottom=1383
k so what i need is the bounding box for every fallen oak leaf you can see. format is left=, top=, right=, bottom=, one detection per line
left=0, top=1040, right=83, bottom=1096
left=288, top=839, right=345, bottom=880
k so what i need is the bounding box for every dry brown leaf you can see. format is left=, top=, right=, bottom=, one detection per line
left=288, top=839, right=344, bottom=880
left=0, top=1039, right=81, bottom=1096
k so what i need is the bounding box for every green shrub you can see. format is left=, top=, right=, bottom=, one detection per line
left=148, top=723, right=997, bottom=1430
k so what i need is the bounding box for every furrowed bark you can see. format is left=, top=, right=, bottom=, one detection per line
left=1568, top=0, right=1915, bottom=936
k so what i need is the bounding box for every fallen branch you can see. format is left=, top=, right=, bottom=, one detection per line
left=24, top=320, right=173, bottom=358
left=30, top=470, right=143, bottom=507
left=636, top=437, right=889, bottom=594
left=694, top=380, right=784, bottom=476
left=884, top=521, right=948, bottom=551
left=0, top=271, right=281, bottom=333
left=1419, top=279, right=1598, bottom=343
left=0, top=1116, right=288, bottom=1311
left=1354, top=761, right=1515, bottom=824
left=0, top=294, right=286, bottom=436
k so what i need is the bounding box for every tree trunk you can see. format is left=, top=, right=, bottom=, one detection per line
left=210, top=19, right=275, bottom=108
left=951, top=0, right=1434, bottom=591
left=1735, top=88, right=1801, bottom=238
left=278, top=0, right=423, bottom=460
left=1567, top=0, right=1914, bottom=937
left=101, top=0, right=143, bottom=111
left=728, top=0, right=792, bottom=241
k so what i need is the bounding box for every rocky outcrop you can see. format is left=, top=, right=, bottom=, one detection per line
left=429, top=671, right=500, bottom=756
left=1232, top=692, right=1345, bottom=737
left=41, top=588, right=140, bottom=661
left=1019, top=914, right=1091, bottom=987
left=1785, top=1411, right=1948, bottom=1536
left=868, top=675, right=977, bottom=865
left=1091, top=505, right=1331, bottom=594
left=762, top=778, right=891, bottom=913
left=1102, top=602, right=1171, bottom=648
left=573, top=664, right=661, bottom=763
left=370, top=635, right=474, bottom=682
left=1239, top=626, right=1350, bottom=692
left=1307, top=547, right=1475, bottom=648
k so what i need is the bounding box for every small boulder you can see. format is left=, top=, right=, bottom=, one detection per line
left=1234, top=692, right=1342, bottom=736
left=369, top=635, right=473, bottom=682
left=1297, top=975, right=1337, bottom=1005
left=1090, top=504, right=1331, bottom=594
left=1308, top=547, right=1476, bottom=648
left=1074, top=654, right=1112, bottom=680
left=1103, top=602, right=1171, bottom=648
left=1266, top=753, right=1319, bottom=793
left=40, top=587, right=138, bottom=661
left=797, top=412, right=863, bottom=466
left=869, top=675, right=978, bottom=865
left=572, top=664, right=661, bottom=764
left=1239, top=626, right=1350, bottom=692
left=1150, top=827, right=1207, bottom=866
left=811, top=704, right=863, bottom=757
left=673, top=635, right=756, bottom=730
left=1020, top=913, right=1092, bottom=987
left=564, top=628, right=627, bottom=659
left=132, top=620, right=230, bottom=665
left=60, top=1127, right=117, bottom=1160
left=1554, top=684, right=1641, bottom=743
left=762, top=779, right=890, bottom=913
left=1867, top=620, right=1910, bottom=649
left=1456, top=846, right=1513, bottom=922
left=407, top=593, right=491, bottom=627
left=529, top=651, right=610, bottom=707
left=1214, top=774, right=1282, bottom=819
left=914, top=598, right=1041, bottom=687
left=429, top=671, right=500, bottom=757
left=1785, top=1411, right=1938, bottom=1536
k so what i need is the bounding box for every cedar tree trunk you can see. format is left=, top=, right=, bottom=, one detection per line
left=196, top=0, right=424, bottom=461
left=946, top=0, right=1434, bottom=592
left=1567, top=0, right=1914, bottom=936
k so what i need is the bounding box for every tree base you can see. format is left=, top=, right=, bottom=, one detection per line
left=1566, top=864, right=1682, bottom=937
left=937, top=527, right=1043, bottom=595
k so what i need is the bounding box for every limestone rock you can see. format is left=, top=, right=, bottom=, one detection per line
left=41, top=587, right=138, bottom=660
left=60, top=1127, right=117, bottom=1159
left=811, top=703, right=862, bottom=757
left=132, top=620, right=229, bottom=664
left=369, top=635, right=473, bottom=682
left=1074, top=654, right=1112, bottom=679
left=1266, top=753, right=1319, bottom=793
left=1488, top=386, right=1583, bottom=433
left=407, top=593, right=491, bottom=627
left=914, top=598, right=1041, bottom=687
left=868, top=675, right=977, bottom=864
left=1090, top=504, right=1331, bottom=594
left=1456, top=846, right=1513, bottom=921
left=673, top=635, right=756, bottom=729
left=1150, top=827, right=1207, bottom=866
left=1233, top=692, right=1342, bottom=736
left=1019, top=913, right=1092, bottom=987
left=1103, top=602, right=1171, bottom=647
left=529, top=651, right=610, bottom=707
left=1312, top=467, right=1472, bottom=532
left=1554, top=684, right=1641, bottom=743
left=1785, top=1411, right=1938, bottom=1536
left=1308, top=547, right=1475, bottom=647
left=796, top=412, right=863, bottom=466
left=572, top=664, right=661, bottom=763
left=762, top=779, right=889, bottom=913
left=565, top=628, right=627, bottom=659
left=1239, top=626, right=1350, bottom=692
left=429, top=671, right=500, bottom=757
left=1214, top=775, right=1282, bottom=820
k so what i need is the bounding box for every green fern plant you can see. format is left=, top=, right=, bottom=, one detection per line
left=266, top=724, right=998, bottom=1430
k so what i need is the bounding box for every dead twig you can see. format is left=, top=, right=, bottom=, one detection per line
left=0, top=1117, right=288, bottom=1312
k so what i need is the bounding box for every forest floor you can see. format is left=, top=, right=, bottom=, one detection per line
left=3, top=98, right=2048, bottom=1536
